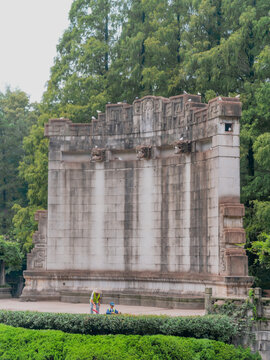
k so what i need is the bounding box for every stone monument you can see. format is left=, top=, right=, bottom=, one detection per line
left=22, top=94, right=253, bottom=307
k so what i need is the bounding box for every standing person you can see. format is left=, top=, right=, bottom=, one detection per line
left=90, top=289, right=101, bottom=314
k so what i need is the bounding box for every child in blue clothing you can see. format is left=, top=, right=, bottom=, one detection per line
left=106, top=302, right=121, bottom=315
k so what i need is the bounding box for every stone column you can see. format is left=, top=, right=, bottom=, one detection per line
left=205, top=287, right=213, bottom=314
left=254, top=287, right=263, bottom=318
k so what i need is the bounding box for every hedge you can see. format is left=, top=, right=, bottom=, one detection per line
left=0, top=310, right=237, bottom=343
left=0, top=324, right=261, bottom=360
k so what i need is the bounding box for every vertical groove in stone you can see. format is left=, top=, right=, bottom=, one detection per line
left=124, top=164, right=134, bottom=271
left=139, top=163, right=154, bottom=271
left=183, top=156, right=191, bottom=272
left=199, top=159, right=208, bottom=273
left=189, top=156, right=197, bottom=272
left=160, top=160, right=169, bottom=272
left=90, top=163, right=105, bottom=271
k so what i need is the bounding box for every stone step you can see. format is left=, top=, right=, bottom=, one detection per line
left=60, top=291, right=204, bottom=310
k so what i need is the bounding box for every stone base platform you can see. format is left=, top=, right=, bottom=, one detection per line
left=0, top=286, right=12, bottom=299
left=60, top=291, right=205, bottom=310
left=20, top=290, right=204, bottom=310
left=21, top=270, right=253, bottom=309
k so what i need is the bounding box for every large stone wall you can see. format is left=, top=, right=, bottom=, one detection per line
left=22, top=94, right=252, bottom=303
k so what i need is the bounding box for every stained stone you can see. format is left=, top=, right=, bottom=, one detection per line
left=22, top=94, right=253, bottom=305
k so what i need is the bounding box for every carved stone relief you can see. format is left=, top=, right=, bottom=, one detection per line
left=209, top=101, right=220, bottom=118
left=154, top=99, right=162, bottom=113
left=174, top=99, right=183, bottom=114
left=136, top=145, right=152, bottom=160
left=27, top=210, right=47, bottom=270
left=110, top=109, right=120, bottom=121
left=173, top=140, right=192, bottom=154
left=134, top=102, right=141, bottom=115
left=220, top=249, right=226, bottom=273
left=166, top=103, right=172, bottom=117
left=91, top=148, right=106, bottom=162
left=143, top=99, right=154, bottom=122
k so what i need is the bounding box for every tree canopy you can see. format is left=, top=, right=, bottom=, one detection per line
left=0, top=236, right=22, bottom=274
left=0, top=89, right=37, bottom=237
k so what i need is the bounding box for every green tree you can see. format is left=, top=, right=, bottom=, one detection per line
left=108, top=0, right=192, bottom=102
left=242, top=130, right=270, bottom=288
left=18, top=114, right=49, bottom=209
left=43, top=0, right=125, bottom=122
left=250, top=233, right=270, bottom=270
left=0, top=236, right=23, bottom=285
left=172, top=0, right=270, bottom=96
left=108, top=0, right=147, bottom=102
left=0, top=89, right=36, bottom=236
left=11, top=113, right=49, bottom=253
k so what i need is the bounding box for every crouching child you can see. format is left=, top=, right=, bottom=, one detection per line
left=106, top=302, right=121, bottom=315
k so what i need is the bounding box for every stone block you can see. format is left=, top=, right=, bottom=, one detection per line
left=221, top=203, right=245, bottom=217
left=225, top=248, right=248, bottom=276
left=224, top=228, right=246, bottom=244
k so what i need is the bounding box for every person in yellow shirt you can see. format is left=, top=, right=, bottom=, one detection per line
left=90, top=289, right=101, bottom=314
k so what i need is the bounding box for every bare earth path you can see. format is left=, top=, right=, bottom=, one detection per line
left=0, top=299, right=205, bottom=316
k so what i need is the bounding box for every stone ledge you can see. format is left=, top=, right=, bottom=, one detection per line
left=60, top=291, right=204, bottom=310
left=23, top=269, right=226, bottom=284
left=20, top=294, right=60, bottom=302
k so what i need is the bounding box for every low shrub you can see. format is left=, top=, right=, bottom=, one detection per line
left=0, top=310, right=237, bottom=343
left=0, top=324, right=261, bottom=360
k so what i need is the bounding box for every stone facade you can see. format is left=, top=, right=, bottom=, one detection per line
left=22, top=94, right=253, bottom=304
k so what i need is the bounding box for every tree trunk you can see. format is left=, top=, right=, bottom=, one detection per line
left=0, top=260, right=5, bottom=286
left=176, top=14, right=181, bottom=64
left=105, top=12, right=109, bottom=72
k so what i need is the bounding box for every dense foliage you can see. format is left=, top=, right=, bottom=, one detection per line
left=210, top=298, right=256, bottom=345
left=0, top=236, right=22, bottom=274
left=0, top=311, right=237, bottom=343
left=0, top=324, right=260, bottom=360
left=1, top=0, right=269, bottom=286
left=0, top=89, right=37, bottom=237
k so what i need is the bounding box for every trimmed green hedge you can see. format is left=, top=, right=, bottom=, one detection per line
left=0, top=310, right=237, bottom=343
left=0, top=324, right=261, bottom=360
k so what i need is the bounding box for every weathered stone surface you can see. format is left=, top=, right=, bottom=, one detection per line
left=26, top=210, right=47, bottom=270
left=22, top=94, right=252, bottom=303
left=0, top=287, right=12, bottom=299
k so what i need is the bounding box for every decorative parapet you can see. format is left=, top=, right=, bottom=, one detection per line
left=44, top=94, right=242, bottom=142
left=208, top=97, right=242, bottom=120
left=44, top=118, right=73, bottom=137
left=27, top=210, right=47, bottom=270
